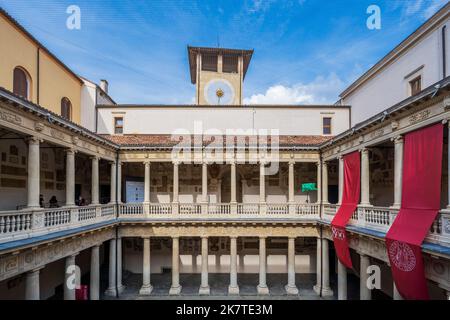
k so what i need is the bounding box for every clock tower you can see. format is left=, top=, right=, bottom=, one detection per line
left=188, top=46, right=253, bottom=105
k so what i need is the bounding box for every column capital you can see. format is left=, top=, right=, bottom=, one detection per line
left=201, top=235, right=209, bottom=240
left=360, top=147, right=370, bottom=154
left=143, top=160, right=151, bottom=166
left=229, top=236, right=238, bottom=240
left=391, top=135, right=404, bottom=144
left=288, top=160, right=296, bottom=166
left=26, top=136, right=42, bottom=145
left=288, top=236, right=297, bottom=240
left=66, top=148, right=77, bottom=155
left=259, top=236, right=267, bottom=240
left=172, top=160, right=180, bottom=166
left=90, top=155, right=100, bottom=161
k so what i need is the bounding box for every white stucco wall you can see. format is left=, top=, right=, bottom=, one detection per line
left=97, top=106, right=350, bottom=136
left=343, top=19, right=449, bottom=126
left=81, top=80, right=96, bottom=132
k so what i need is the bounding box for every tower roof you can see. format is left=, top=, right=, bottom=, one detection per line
left=187, top=46, right=254, bottom=84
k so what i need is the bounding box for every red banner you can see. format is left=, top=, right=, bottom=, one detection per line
left=331, top=151, right=361, bottom=269
left=386, top=123, right=443, bottom=300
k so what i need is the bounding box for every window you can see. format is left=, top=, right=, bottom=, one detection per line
left=323, top=117, right=332, bottom=135
left=223, top=55, right=238, bottom=73
left=409, top=76, right=421, bottom=96
left=201, top=54, right=218, bottom=72
left=13, top=67, right=31, bottom=99
left=114, top=117, right=124, bottom=134
left=61, top=97, right=72, bottom=120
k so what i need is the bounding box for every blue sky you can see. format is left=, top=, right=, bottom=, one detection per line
left=0, top=0, right=447, bottom=104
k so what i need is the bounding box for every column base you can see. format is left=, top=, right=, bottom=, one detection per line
left=199, top=285, right=210, bottom=296
left=228, top=285, right=240, bottom=296
left=117, top=285, right=125, bottom=294
left=139, top=285, right=153, bottom=295
left=285, top=284, right=299, bottom=295
left=358, top=203, right=373, bottom=208
left=313, top=285, right=333, bottom=297
left=169, top=285, right=182, bottom=295
left=257, top=285, right=269, bottom=295
left=104, top=287, right=117, bottom=297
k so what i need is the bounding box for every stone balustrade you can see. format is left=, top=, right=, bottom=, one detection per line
left=1, top=202, right=448, bottom=248
left=321, top=203, right=450, bottom=246
left=118, top=202, right=320, bottom=220
left=0, top=204, right=116, bottom=243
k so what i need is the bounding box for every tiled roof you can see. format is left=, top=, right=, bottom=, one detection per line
left=101, top=134, right=332, bottom=148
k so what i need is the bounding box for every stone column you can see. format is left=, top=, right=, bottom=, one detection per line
left=117, top=237, right=124, bottom=294
left=316, top=161, right=322, bottom=204
left=64, top=253, right=77, bottom=300
left=109, top=161, right=117, bottom=204
left=257, top=237, right=269, bottom=295
left=169, top=237, right=182, bottom=295
left=228, top=236, right=239, bottom=295
left=392, top=136, right=404, bottom=208
left=259, top=162, right=266, bottom=204
left=393, top=282, right=403, bottom=300
left=90, top=245, right=100, bottom=300
left=288, top=161, right=295, bottom=203
left=321, top=239, right=333, bottom=296
left=314, top=238, right=333, bottom=296
left=140, top=237, right=153, bottom=295
left=360, top=254, right=371, bottom=300
left=230, top=161, right=237, bottom=203
left=322, top=162, right=329, bottom=204
left=338, top=156, right=344, bottom=205
left=144, top=162, right=151, bottom=204
left=25, top=268, right=41, bottom=300
left=199, top=236, right=210, bottom=295
left=338, top=260, right=347, bottom=300
left=27, top=137, right=40, bottom=208
left=117, top=162, right=122, bottom=203
left=202, top=162, right=208, bottom=203
left=285, top=237, right=298, bottom=295
left=65, top=149, right=75, bottom=206
left=91, top=156, right=99, bottom=205
left=313, top=237, right=322, bottom=295
left=173, top=162, right=179, bottom=203
left=360, top=148, right=371, bottom=206
left=105, top=238, right=117, bottom=296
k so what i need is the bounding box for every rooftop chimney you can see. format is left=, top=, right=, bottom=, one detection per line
left=100, top=79, right=109, bottom=93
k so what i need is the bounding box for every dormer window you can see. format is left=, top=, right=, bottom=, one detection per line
left=223, top=55, right=238, bottom=73
left=409, top=76, right=421, bottom=96
left=202, top=54, right=218, bottom=72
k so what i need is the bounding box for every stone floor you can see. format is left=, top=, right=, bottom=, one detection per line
left=102, top=272, right=340, bottom=300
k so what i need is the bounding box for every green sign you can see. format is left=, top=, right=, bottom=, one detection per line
left=301, top=183, right=317, bottom=192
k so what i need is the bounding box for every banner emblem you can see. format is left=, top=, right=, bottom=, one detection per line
left=331, top=226, right=346, bottom=241
left=389, top=241, right=416, bottom=272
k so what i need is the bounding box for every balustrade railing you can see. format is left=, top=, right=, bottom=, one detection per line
left=1, top=202, right=448, bottom=248
left=0, top=204, right=116, bottom=243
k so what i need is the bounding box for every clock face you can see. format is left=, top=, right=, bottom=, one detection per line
left=204, top=79, right=235, bottom=105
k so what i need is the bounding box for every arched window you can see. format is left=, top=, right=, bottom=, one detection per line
left=13, top=67, right=31, bottom=99
left=61, top=97, right=72, bottom=120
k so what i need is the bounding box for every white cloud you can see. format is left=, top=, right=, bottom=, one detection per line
left=398, top=0, right=447, bottom=20
left=243, top=73, right=345, bottom=105
left=423, top=0, right=448, bottom=19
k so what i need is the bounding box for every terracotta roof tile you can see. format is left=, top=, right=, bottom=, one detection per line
left=100, top=134, right=332, bottom=148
